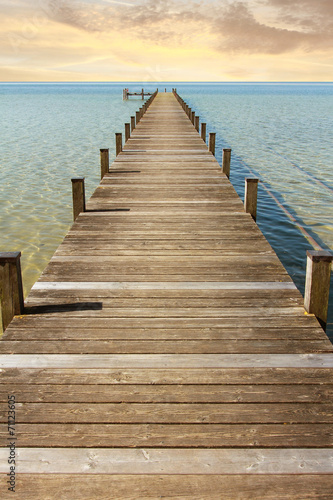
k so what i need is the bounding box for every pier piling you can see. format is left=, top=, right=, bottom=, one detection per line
left=71, top=177, right=86, bottom=221
left=244, top=178, right=259, bottom=221
left=115, top=133, right=123, bottom=156
left=209, top=133, right=216, bottom=156
left=0, top=251, right=24, bottom=331
left=125, top=123, right=131, bottom=142
left=201, top=123, right=207, bottom=142
left=100, top=148, right=109, bottom=179
left=222, top=148, right=232, bottom=179
left=304, top=250, right=333, bottom=330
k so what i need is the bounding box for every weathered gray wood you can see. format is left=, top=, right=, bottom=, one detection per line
left=32, top=281, right=296, bottom=291
left=244, top=178, right=259, bottom=221
left=222, top=148, right=232, bottom=178
left=71, top=177, right=85, bottom=221
left=304, top=250, right=333, bottom=330
left=100, top=149, right=109, bottom=179
left=1, top=448, right=332, bottom=474
left=209, top=133, right=216, bottom=156
left=0, top=252, right=24, bottom=331
left=1, top=353, right=332, bottom=369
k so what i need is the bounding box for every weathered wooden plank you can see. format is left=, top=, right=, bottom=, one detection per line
left=1, top=354, right=333, bottom=369
left=1, top=474, right=332, bottom=500
left=1, top=368, right=332, bottom=385
left=3, top=402, right=332, bottom=424
left=1, top=339, right=330, bottom=354
left=2, top=326, right=325, bottom=341
left=1, top=384, right=331, bottom=403
left=1, top=448, right=332, bottom=474
left=0, top=423, right=332, bottom=447
left=7, top=316, right=322, bottom=329
left=32, top=281, right=296, bottom=291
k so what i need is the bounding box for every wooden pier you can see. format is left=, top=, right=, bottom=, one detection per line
left=1, top=91, right=333, bottom=499
left=123, top=88, right=156, bottom=100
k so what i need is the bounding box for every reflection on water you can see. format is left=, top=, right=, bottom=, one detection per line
left=0, top=83, right=332, bottom=337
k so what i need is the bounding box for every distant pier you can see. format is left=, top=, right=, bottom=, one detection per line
left=123, top=88, right=156, bottom=100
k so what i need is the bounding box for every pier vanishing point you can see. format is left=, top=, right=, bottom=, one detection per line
left=1, top=90, right=333, bottom=499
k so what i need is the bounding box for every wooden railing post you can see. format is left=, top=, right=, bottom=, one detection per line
left=0, top=252, right=24, bottom=331
left=131, top=116, right=135, bottom=132
left=201, top=123, right=206, bottom=142
left=304, top=250, right=333, bottom=330
left=209, top=133, right=216, bottom=156
left=188, top=107, right=191, bottom=119
left=195, top=116, right=200, bottom=132
left=115, top=133, right=122, bottom=156
left=136, top=111, right=140, bottom=125
left=71, top=177, right=86, bottom=221
left=125, top=123, right=131, bottom=142
left=100, top=148, right=109, bottom=179
left=222, top=148, right=232, bottom=179
left=191, top=111, right=195, bottom=125
left=244, top=178, right=259, bottom=221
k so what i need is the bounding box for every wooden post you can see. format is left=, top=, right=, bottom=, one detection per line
left=304, top=250, right=333, bottom=330
left=71, top=177, right=85, bottom=221
left=222, top=148, right=232, bottom=179
left=209, top=133, right=216, bottom=156
left=142, top=89, right=144, bottom=100
left=191, top=111, right=195, bottom=125
left=136, top=111, right=140, bottom=125
left=0, top=252, right=24, bottom=331
left=115, top=133, right=122, bottom=156
left=195, top=116, right=200, bottom=132
left=201, top=123, right=206, bottom=142
left=188, top=107, right=191, bottom=119
left=100, top=148, right=109, bottom=179
left=244, top=178, right=259, bottom=221
left=131, top=116, right=135, bottom=132
left=125, top=123, right=130, bottom=142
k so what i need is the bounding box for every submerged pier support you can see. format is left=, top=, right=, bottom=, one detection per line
left=0, top=252, right=24, bottom=331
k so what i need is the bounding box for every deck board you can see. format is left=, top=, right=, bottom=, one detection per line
left=0, top=91, right=332, bottom=498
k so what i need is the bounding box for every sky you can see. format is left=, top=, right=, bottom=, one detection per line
left=0, top=0, right=332, bottom=82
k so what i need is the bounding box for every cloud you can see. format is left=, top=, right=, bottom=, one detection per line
left=3, top=0, right=333, bottom=58
left=41, top=0, right=332, bottom=55
left=210, top=1, right=333, bottom=55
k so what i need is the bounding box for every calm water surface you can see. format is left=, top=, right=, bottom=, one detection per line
left=0, top=83, right=332, bottom=337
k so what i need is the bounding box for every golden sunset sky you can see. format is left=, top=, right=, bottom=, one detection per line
left=0, top=0, right=332, bottom=81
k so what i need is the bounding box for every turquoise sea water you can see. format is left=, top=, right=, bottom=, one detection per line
left=0, top=83, right=332, bottom=337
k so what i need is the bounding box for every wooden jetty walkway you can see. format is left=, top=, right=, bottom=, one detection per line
left=1, top=91, right=333, bottom=499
